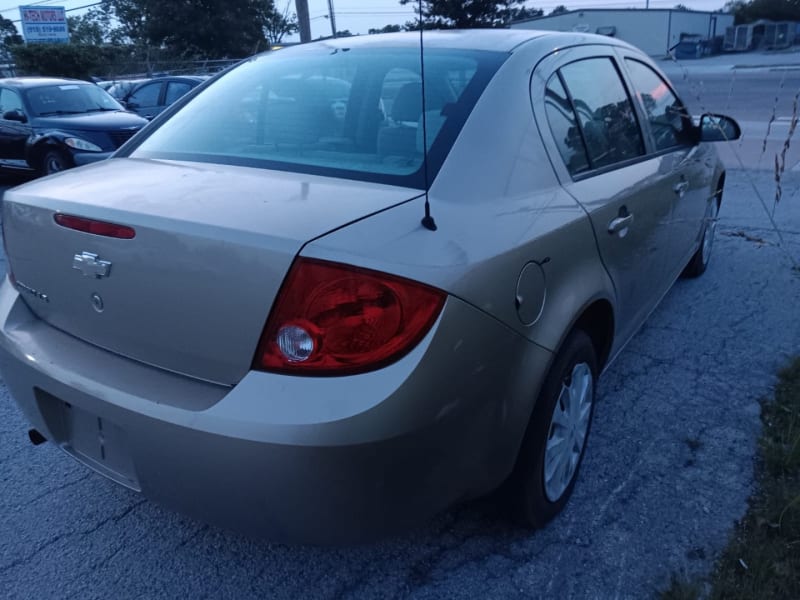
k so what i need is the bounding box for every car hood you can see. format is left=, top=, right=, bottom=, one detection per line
left=2, top=158, right=422, bottom=384
left=33, top=111, right=148, bottom=131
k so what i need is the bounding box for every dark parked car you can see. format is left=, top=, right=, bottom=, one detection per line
left=0, top=77, right=148, bottom=175
left=122, top=75, right=207, bottom=119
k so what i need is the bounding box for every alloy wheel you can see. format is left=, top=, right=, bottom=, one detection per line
left=543, top=361, right=594, bottom=503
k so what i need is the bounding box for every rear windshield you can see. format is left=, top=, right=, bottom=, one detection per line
left=127, top=46, right=506, bottom=188
left=25, top=84, right=123, bottom=116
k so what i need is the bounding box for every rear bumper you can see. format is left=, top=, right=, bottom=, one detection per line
left=0, top=278, right=552, bottom=543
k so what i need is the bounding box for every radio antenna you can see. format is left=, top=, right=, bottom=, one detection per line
left=418, top=0, right=437, bottom=231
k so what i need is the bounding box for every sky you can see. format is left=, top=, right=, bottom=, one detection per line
left=1, top=0, right=732, bottom=39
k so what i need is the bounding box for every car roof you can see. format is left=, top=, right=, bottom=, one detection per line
left=154, top=75, right=207, bottom=82
left=0, top=76, right=92, bottom=89
left=108, top=78, right=150, bottom=85
left=131, top=75, right=205, bottom=82
left=131, top=75, right=207, bottom=87
left=285, top=29, right=632, bottom=54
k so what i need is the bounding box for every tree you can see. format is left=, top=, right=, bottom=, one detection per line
left=147, top=0, right=269, bottom=56
left=103, top=0, right=273, bottom=58
left=67, top=8, right=114, bottom=45
left=368, top=24, right=403, bottom=34
left=264, top=1, right=298, bottom=46
left=101, top=0, right=147, bottom=45
left=510, top=5, right=543, bottom=21
left=11, top=43, right=125, bottom=79
left=724, top=0, right=800, bottom=24
left=398, top=0, right=537, bottom=28
left=0, top=15, right=21, bottom=63
left=0, top=15, right=22, bottom=49
left=549, top=5, right=569, bottom=15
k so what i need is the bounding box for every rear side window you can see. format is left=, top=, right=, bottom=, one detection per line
left=165, top=81, right=193, bottom=105
left=624, top=59, right=694, bottom=151
left=544, top=75, right=589, bottom=175
left=128, top=83, right=161, bottom=107
left=557, top=57, right=645, bottom=171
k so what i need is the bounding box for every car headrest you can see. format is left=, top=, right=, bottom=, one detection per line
left=392, top=82, right=423, bottom=123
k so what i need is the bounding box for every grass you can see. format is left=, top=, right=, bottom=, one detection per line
left=662, top=357, right=800, bottom=600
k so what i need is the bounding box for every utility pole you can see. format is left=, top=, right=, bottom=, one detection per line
left=295, top=0, right=311, bottom=43
left=327, top=0, right=337, bottom=38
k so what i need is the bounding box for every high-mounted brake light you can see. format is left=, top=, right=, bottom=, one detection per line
left=54, top=214, right=136, bottom=239
left=254, top=258, right=446, bottom=375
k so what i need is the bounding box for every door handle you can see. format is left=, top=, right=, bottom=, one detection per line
left=608, top=213, right=634, bottom=234
left=673, top=180, right=690, bottom=197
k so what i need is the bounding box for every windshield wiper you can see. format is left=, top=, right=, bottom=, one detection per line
left=38, top=110, right=85, bottom=116
left=85, top=107, right=119, bottom=112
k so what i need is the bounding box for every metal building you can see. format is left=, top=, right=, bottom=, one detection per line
left=511, top=9, right=735, bottom=56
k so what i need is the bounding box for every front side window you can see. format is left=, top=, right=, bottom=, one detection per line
left=0, top=88, right=24, bottom=115
left=128, top=47, right=506, bottom=189
left=558, top=57, right=645, bottom=171
left=625, top=59, right=694, bottom=151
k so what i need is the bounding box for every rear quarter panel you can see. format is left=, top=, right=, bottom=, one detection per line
left=304, top=44, right=617, bottom=359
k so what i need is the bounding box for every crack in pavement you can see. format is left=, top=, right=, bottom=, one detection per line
left=2, top=472, right=92, bottom=511
left=0, top=499, right=147, bottom=573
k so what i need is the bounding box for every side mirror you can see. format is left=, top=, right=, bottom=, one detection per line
left=699, top=114, right=741, bottom=142
left=2, top=109, right=27, bottom=123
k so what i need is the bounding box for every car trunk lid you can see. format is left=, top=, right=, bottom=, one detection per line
left=2, top=158, right=420, bottom=384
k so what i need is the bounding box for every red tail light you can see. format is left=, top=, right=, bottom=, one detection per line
left=54, top=214, right=136, bottom=239
left=254, top=258, right=446, bottom=375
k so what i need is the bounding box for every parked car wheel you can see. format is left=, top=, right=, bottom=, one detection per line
left=42, top=150, right=71, bottom=176
left=683, top=194, right=720, bottom=278
left=511, top=329, right=598, bottom=528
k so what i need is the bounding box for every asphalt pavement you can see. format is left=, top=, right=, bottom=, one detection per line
left=1, top=60, right=800, bottom=599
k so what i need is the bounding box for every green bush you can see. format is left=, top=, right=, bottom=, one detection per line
left=10, top=43, right=130, bottom=81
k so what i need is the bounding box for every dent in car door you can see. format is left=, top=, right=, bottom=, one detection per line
left=532, top=48, right=676, bottom=347
left=619, top=54, right=714, bottom=277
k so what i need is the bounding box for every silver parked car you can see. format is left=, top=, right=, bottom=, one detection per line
left=0, top=30, right=740, bottom=544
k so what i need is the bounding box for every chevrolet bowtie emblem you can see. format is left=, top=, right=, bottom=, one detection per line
left=72, top=252, right=112, bottom=279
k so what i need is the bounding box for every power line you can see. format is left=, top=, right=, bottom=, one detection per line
left=0, top=0, right=66, bottom=15
left=7, top=1, right=102, bottom=23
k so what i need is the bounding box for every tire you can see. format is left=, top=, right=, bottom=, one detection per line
left=509, top=329, right=598, bottom=528
left=682, top=196, right=720, bottom=278
left=41, top=150, right=71, bottom=176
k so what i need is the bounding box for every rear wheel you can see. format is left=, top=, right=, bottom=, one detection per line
left=683, top=197, right=720, bottom=278
left=41, top=150, right=71, bottom=176
left=510, top=329, right=598, bottom=528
